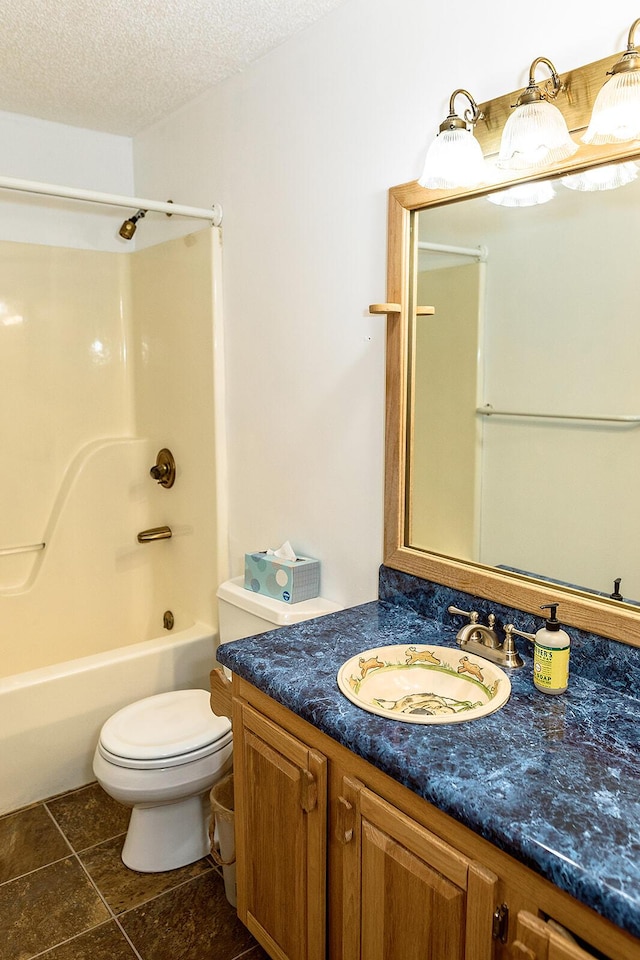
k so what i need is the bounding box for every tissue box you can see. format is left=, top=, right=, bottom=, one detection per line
left=244, top=552, right=320, bottom=604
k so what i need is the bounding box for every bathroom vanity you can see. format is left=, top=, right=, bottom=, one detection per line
left=215, top=569, right=640, bottom=960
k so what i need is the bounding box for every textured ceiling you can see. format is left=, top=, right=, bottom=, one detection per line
left=0, top=0, right=347, bottom=135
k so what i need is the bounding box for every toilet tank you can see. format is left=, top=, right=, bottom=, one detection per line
left=217, top=576, right=342, bottom=644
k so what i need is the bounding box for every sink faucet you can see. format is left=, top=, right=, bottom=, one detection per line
left=454, top=612, right=501, bottom=649
left=447, top=605, right=525, bottom=669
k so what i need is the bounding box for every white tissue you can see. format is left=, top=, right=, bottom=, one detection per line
left=266, top=540, right=298, bottom=561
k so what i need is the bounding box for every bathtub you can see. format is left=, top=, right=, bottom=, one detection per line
left=0, top=621, right=217, bottom=815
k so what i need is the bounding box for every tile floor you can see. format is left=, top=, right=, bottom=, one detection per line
left=0, top=782, right=268, bottom=960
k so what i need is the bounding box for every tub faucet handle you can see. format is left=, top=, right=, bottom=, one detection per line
left=150, top=448, right=176, bottom=488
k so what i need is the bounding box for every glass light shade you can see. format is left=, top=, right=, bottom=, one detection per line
left=497, top=100, right=578, bottom=170
left=419, top=127, right=488, bottom=189
left=562, top=161, right=639, bottom=191
left=487, top=180, right=556, bottom=207
left=582, top=71, right=640, bottom=143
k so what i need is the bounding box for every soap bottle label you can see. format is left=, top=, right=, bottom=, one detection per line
left=534, top=641, right=569, bottom=691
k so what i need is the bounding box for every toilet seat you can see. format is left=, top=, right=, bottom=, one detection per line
left=98, top=689, right=232, bottom=769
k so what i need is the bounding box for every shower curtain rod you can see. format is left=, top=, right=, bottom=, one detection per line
left=0, top=174, right=223, bottom=225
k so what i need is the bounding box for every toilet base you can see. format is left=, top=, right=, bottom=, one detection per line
left=122, top=792, right=211, bottom=872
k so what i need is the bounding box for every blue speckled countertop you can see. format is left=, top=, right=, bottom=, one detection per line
left=217, top=568, right=640, bottom=940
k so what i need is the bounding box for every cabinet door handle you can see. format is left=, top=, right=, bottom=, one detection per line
left=336, top=796, right=354, bottom=844
left=300, top=769, right=318, bottom=812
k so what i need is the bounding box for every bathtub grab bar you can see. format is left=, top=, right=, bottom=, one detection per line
left=0, top=542, right=45, bottom=557
left=477, top=404, right=640, bottom=424
left=137, top=526, right=172, bottom=543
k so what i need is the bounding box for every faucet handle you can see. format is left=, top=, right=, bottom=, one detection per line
left=150, top=448, right=176, bottom=488
left=506, top=624, right=535, bottom=642
left=448, top=605, right=479, bottom=623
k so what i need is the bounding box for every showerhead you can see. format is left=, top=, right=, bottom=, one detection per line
left=119, top=209, right=147, bottom=240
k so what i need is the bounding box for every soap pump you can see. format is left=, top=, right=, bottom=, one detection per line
left=533, top=603, right=570, bottom=695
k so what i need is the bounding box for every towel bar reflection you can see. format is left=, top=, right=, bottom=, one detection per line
left=0, top=542, right=45, bottom=557
left=477, top=404, right=640, bottom=425
left=137, top=526, right=172, bottom=543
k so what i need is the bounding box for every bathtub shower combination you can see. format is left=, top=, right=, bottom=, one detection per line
left=0, top=183, right=227, bottom=815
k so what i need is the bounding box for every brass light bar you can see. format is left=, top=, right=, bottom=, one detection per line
left=474, top=51, right=623, bottom=155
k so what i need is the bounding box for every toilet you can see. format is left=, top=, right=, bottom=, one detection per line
left=94, top=576, right=340, bottom=873
left=93, top=689, right=233, bottom=872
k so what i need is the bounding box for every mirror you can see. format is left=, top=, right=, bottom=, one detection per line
left=382, top=54, right=640, bottom=648
left=408, top=182, right=640, bottom=602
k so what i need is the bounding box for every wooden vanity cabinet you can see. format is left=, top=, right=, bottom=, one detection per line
left=232, top=699, right=327, bottom=960
left=232, top=680, right=495, bottom=960
left=228, top=677, right=639, bottom=960
left=337, top=775, right=497, bottom=960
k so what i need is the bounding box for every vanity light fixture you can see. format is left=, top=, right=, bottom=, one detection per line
left=561, top=160, right=639, bottom=191
left=497, top=57, right=578, bottom=170
left=487, top=180, right=556, bottom=207
left=583, top=19, right=640, bottom=143
left=418, top=89, right=489, bottom=189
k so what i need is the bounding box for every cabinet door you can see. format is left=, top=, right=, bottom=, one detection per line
left=510, top=912, right=612, bottom=960
left=338, top=777, right=497, bottom=960
left=233, top=701, right=327, bottom=960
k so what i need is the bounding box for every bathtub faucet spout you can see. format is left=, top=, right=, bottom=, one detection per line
left=137, top=526, right=172, bottom=543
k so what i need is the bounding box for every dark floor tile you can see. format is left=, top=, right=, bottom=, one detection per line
left=0, top=804, right=71, bottom=883
left=47, top=782, right=130, bottom=851
left=37, top=921, right=138, bottom=959
left=120, top=869, right=256, bottom=960
left=79, top=833, right=214, bottom=914
left=0, top=856, right=110, bottom=960
left=235, top=947, right=271, bottom=959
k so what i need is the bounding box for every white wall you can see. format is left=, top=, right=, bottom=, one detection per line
left=132, top=0, right=640, bottom=608
left=0, top=110, right=133, bottom=251
left=0, top=111, right=133, bottom=252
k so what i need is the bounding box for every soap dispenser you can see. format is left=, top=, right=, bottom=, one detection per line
left=533, top=604, right=570, bottom=695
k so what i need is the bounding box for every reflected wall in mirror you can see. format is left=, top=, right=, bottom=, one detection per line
left=408, top=178, right=640, bottom=603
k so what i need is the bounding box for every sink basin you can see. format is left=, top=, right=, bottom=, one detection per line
left=337, top=644, right=511, bottom=724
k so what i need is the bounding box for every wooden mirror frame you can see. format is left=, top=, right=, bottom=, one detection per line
left=381, top=50, right=640, bottom=648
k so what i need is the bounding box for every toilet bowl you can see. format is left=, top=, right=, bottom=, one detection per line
left=93, top=688, right=232, bottom=872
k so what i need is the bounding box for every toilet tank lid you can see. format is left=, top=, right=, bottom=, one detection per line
left=217, top=576, right=342, bottom=626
